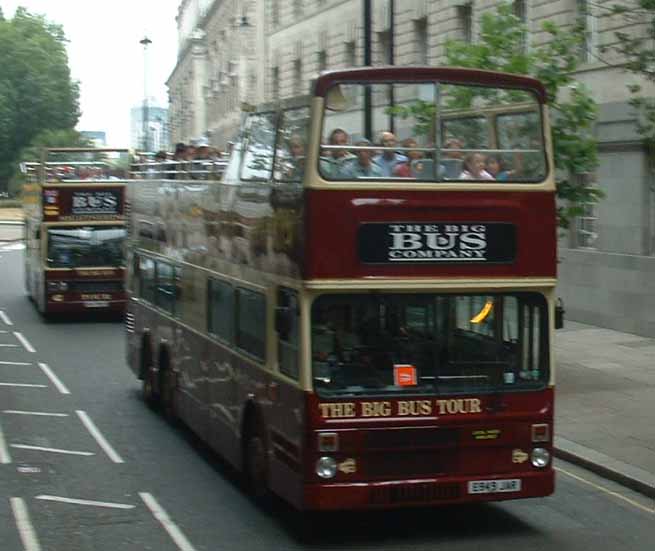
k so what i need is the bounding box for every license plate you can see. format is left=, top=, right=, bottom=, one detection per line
left=468, top=479, right=521, bottom=494
left=84, top=301, right=109, bottom=308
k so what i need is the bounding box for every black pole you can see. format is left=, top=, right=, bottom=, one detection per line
left=363, top=0, right=372, bottom=140
left=389, top=0, right=395, bottom=134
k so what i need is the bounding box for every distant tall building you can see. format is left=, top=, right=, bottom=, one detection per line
left=80, top=131, right=107, bottom=147
left=130, top=101, right=169, bottom=152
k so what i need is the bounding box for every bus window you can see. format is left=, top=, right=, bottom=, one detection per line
left=236, top=287, right=266, bottom=361
left=274, top=107, right=310, bottom=183
left=139, top=257, right=156, bottom=304
left=155, top=261, right=176, bottom=315
left=241, top=112, right=277, bottom=182
left=277, top=288, right=299, bottom=380
left=207, top=278, right=234, bottom=343
left=319, top=80, right=546, bottom=183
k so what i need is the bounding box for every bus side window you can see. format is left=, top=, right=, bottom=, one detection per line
left=139, top=256, right=156, bottom=304
left=277, top=287, right=299, bottom=380
left=274, top=107, right=310, bottom=183
left=235, top=287, right=266, bottom=361
left=207, top=278, right=234, bottom=344
left=240, top=112, right=277, bottom=182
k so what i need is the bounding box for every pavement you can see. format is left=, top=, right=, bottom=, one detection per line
left=1, top=211, right=653, bottom=498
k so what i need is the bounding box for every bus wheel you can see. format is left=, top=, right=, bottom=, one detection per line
left=159, top=366, right=177, bottom=422
left=244, top=418, right=270, bottom=502
left=141, top=347, right=158, bottom=408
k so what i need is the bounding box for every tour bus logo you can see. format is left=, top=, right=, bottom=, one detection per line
left=71, top=190, right=120, bottom=215
left=358, top=222, right=516, bottom=264
left=388, top=224, right=487, bottom=261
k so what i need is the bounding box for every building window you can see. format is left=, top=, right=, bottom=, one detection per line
left=576, top=0, right=597, bottom=63
left=317, top=50, right=327, bottom=73
left=513, top=0, right=528, bottom=53
left=272, top=0, right=279, bottom=26
left=415, top=17, right=429, bottom=65
left=457, top=3, right=473, bottom=44
left=574, top=175, right=599, bottom=249
left=345, top=40, right=356, bottom=67
left=271, top=66, right=279, bottom=101
left=377, top=30, right=391, bottom=64
left=293, top=58, right=302, bottom=95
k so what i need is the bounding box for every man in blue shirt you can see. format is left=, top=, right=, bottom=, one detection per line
left=373, top=131, right=408, bottom=176
left=341, top=139, right=384, bottom=178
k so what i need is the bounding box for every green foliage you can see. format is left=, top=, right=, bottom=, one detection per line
left=603, top=1, right=655, bottom=153
left=443, top=3, right=601, bottom=229
left=0, top=8, right=80, bottom=194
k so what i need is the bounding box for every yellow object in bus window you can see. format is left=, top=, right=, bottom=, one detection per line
left=470, top=299, right=494, bottom=324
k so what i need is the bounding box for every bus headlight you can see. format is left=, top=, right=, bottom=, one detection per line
left=47, top=281, right=68, bottom=291
left=316, top=456, right=337, bottom=479
left=531, top=447, right=550, bottom=468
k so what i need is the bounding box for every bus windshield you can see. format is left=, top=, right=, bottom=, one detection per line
left=320, top=81, right=546, bottom=183
left=47, top=226, right=126, bottom=268
left=311, top=292, right=548, bottom=398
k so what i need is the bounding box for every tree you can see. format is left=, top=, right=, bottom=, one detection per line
left=0, top=8, right=80, bottom=195
left=602, top=1, right=655, bottom=153
left=444, top=3, right=603, bottom=229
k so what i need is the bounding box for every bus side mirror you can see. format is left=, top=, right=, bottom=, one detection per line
left=555, top=298, right=565, bottom=330
left=275, top=307, right=292, bottom=338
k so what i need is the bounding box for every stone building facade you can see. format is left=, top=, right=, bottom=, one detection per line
left=168, top=0, right=655, bottom=337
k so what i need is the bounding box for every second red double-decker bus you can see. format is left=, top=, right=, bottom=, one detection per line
left=23, top=148, right=129, bottom=316
left=126, top=67, right=556, bottom=510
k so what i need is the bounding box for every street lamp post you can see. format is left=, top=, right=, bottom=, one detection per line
left=140, top=36, right=152, bottom=152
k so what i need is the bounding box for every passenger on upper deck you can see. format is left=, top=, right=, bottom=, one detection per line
left=341, top=139, right=384, bottom=178
left=321, top=128, right=355, bottom=178
left=373, top=132, right=408, bottom=177
left=393, top=138, right=424, bottom=178
left=459, top=152, right=494, bottom=180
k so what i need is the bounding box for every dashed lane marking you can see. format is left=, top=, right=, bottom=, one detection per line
left=0, top=344, right=19, bottom=348
left=38, top=363, right=70, bottom=395
left=140, top=492, right=198, bottom=551
left=4, top=410, right=69, bottom=417
left=0, top=361, right=33, bottom=366
left=0, top=420, right=11, bottom=463
left=10, top=497, right=42, bottom=551
left=13, top=332, right=36, bottom=353
left=556, top=466, right=655, bottom=514
left=0, top=310, right=13, bottom=326
left=0, top=383, right=48, bottom=388
left=76, top=410, right=124, bottom=463
left=10, top=444, right=94, bottom=457
left=35, top=495, right=135, bottom=509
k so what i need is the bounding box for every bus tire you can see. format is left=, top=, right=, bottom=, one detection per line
left=141, top=340, right=158, bottom=408
left=158, top=351, right=177, bottom=422
left=243, top=413, right=271, bottom=503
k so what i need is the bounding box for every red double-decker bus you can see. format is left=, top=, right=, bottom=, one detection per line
left=23, top=148, right=129, bottom=316
left=126, top=67, right=556, bottom=510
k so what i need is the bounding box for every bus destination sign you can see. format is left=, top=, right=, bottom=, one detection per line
left=358, top=222, right=516, bottom=264
left=71, top=189, right=121, bottom=216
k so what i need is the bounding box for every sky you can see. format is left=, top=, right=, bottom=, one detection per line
left=1, top=0, right=179, bottom=147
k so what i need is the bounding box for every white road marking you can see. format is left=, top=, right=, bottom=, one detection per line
left=0, top=344, right=19, bottom=348
left=0, top=421, right=11, bottom=463
left=10, top=497, right=42, bottom=551
left=13, top=332, right=36, bottom=353
left=38, top=363, right=70, bottom=395
left=0, top=329, right=8, bottom=333
left=556, top=466, right=655, bottom=514
left=11, top=444, right=94, bottom=456
left=140, top=492, right=198, bottom=551
left=76, top=410, right=124, bottom=463
left=0, top=361, right=32, bottom=366
left=35, top=495, right=135, bottom=509
left=0, top=383, right=48, bottom=388
left=0, top=310, right=13, bottom=325
left=4, top=410, right=69, bottom=417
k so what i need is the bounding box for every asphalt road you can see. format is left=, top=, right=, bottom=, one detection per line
left=0, top=245, right=653, bottom=550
